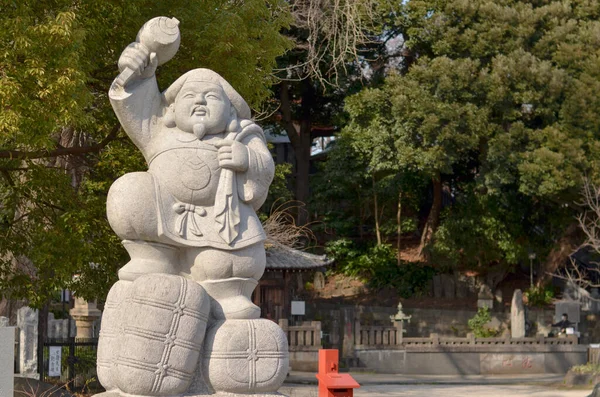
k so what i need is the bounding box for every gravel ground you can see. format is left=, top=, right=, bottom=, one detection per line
left=278, top=384, right=591, bottom=397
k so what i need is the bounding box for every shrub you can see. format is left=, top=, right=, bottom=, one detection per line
left=468, top=307, right=500, bottom=338
left=325, top=239, right=435, bottom=298
left=523, top=285, right=554, bottom=307
left=570, top=363, right=600, bottom=375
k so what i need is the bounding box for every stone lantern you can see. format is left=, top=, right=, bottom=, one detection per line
left=69, top=297, right=102, bottom=339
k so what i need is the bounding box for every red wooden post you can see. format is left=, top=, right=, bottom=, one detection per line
left=316, top=349, right=360, bottom=397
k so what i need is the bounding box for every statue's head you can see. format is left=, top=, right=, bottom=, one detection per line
left=163, top=69, right=250, bottom=137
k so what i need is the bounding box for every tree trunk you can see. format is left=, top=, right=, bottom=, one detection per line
left=373, top=174, right=381, bottom=246
left=278, top=80, right=313, bottom=225
left=358, top=194, right=364, bottom=240
left=295, top=132, right=311, bottom=225
left=397, top=189, right=402, bottom=266
left=37, top=301, right=49, bottom=378
left=538, top=223, right=582, bottom=287
left=418, top=173, right=442, bottom=261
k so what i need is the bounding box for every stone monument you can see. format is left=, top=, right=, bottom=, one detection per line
left=511, top=289, right=526, bottom=338
left=96, top=17, right=288, bottom=397
left=17, top=306, right=38, bottom=379
left=477, top=285, right=494, bottom=310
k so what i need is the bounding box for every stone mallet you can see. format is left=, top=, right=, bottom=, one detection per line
left=115, top=16, right=181, bottom=87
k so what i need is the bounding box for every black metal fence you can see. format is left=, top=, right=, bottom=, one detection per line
left=41, top=337, right=103, bottom=392
left=14, top=327, right=19, bottom=373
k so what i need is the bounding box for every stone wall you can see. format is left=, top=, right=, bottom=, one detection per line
left=352, top=334, right=587, bottom=375
left=306, top=303, right=561, bottom=343
left=355, top=348, right=587, bottom=375
left=284, top=315, right=588, bottom=375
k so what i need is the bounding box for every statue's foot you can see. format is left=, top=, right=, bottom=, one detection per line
left=201, top=277, right=260, bottom=319
left=109, top=274, right=209, bottom=396
left=202, top=319, right=289, bottom=394
left=119, top=240, right=180, bottom=280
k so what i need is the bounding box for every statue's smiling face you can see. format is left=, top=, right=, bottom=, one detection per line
left=174, top=82, right=231, bottom=135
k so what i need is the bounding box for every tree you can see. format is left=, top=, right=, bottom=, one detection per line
left=311, top=112, right=426, bottom=263
left=272, top=0, right=394, bottom=224
left=340, top=0, right=600, bottom=274
left=0, top=0, right=292, bottom=307
left=343, top=57, right=487, bottom=259
left=563, top=179, right=600, bottom=291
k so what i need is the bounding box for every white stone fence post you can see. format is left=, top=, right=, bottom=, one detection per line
left=354, top=320, right=403, bottom=350
left=278, top=319, right=322, bottom=351
left=0, top=324, right=15, bottom=396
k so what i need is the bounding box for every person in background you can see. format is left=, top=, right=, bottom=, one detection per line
left=551, top=313, right=572, bottom=335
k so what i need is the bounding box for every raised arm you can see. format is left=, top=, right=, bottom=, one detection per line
left=108, top=42, right=162, bottom=155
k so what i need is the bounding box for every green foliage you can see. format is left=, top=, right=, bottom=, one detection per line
left=335, top=0, right=600, bottom=267
left=468, top=307, right=500, bottom=338
left=325, top=239, right=435, bottom=298
left=431, top=186, right=527, bottom=270
left=312, top=132, right=426, bottom=240
left=261, top=162, right=294, bottom=219
left=524, top=285, right=554, bottom=308
left=571, top=363, right=600, bottom=375
left=0, top=1, right=292, bottom=306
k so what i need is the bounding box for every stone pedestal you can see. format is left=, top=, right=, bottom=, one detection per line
left=590, top=382, right=600, bottom=397
left=96, top=392, right=285, bottom=397
left=0, top=326, right=15, bottom=397
left=70, top=298, right=102, bottom=339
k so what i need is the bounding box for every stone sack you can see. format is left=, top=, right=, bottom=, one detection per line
left=97, top=280, right=132, bottom=391
left=203, top=319, right=288, bottom=394
left=113, top=274, right=209, bottom=396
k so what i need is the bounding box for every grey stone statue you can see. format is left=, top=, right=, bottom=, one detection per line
left=96, top=17, right=288, bottom=397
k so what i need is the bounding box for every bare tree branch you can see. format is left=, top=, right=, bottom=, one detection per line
left=285, top=0, right=382, bottom=88
left=562, top=178, right=600, bottom=298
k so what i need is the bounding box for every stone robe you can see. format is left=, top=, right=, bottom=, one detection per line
left=109, top=77, right=274, bottom=250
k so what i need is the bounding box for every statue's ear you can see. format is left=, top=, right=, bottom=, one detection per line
left=227, top=107, right=240, bottom=132
left=164, top=104, right=176, bottom=128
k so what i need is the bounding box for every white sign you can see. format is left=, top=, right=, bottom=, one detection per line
left=48, top=346, right=62, bottom=377
left=291, top=301, right=305, bottom=316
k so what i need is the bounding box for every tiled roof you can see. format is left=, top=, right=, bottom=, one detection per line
left=264, top=243, right=334, bottom=271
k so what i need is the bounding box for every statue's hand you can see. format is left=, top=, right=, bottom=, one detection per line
left=214, top=140, right=249, bottom=172
left=117, top=42, right=158, bottom=82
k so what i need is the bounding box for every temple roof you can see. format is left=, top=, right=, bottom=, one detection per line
left=264, top=243, right=334, bottom=271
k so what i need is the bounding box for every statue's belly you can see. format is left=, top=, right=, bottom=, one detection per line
left=149, top=147, right=220, bottom=206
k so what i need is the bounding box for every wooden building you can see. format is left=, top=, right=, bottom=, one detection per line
left=253, top=244, right=333, bottom=322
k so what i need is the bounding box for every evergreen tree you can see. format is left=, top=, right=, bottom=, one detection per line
left=0, top=0, right=291, bottom=306
left=336, top=0, right=600, bottom=279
